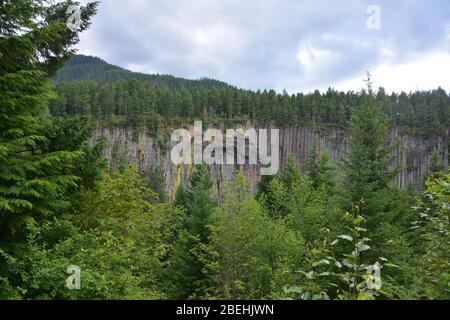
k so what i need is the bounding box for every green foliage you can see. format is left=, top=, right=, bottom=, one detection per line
left=0, top=70, right=81, bottom=218
left=147, top=168, right=167, bottom=203
left=5, top=167, right=170, bottom=299
left=342, top=84, right=399, bottom=203
left=206, top=171, right=304, bottom=299
left=54, top=54, right=230, bottom=89
left=50, top=57, right=450, bottom=139
left=0, top=1, right=98, bottom=77
left=0, top=0, right=98, bottom=298
left=44, top=115, right=107, bottom=189
left=305, top=148, right=337, bottom=193
left=428, top=149, right=446, bottom=177
left=332, top=204, right=390, bottom=300
left=284, top=202, right=394, bottom=300
left=0, top=0, right=97, bottom=250
left=166, top=165, right=217, bottom=299
left=413, top=171, right=450, bottom=299
left=258, top=177, right=289, bottom=219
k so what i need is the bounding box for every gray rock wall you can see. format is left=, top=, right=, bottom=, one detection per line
left=92, top=125, right=448, bottom=200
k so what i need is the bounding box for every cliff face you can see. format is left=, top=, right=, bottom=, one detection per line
left=93, top=125, right=449, bottom=200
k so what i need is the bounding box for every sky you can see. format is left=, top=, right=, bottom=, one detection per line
left=74, top=0, right=450, bottom=94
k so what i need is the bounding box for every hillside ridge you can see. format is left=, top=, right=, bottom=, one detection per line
left=54, top=54, right=232, bottom=90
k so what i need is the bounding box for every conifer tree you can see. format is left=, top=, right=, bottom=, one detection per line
left=281, top=155, right=302, bottom=190
left=306, top=147, right=337, bottom=192
left=342, top=76, right=416, bottom=282
left=1, top=0, right=96, bottom=216
left=428, top=149, right=445, bottom=177
left=168, top=165, right=217, bottom=298
left=305, top=144, right=320, bottom=185
left=0, top=0, right=97, bottom=292
left=343, top=75, right=399, bottom=203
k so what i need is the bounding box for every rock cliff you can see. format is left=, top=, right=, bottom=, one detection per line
left=92, top=125, right=449, bottom=200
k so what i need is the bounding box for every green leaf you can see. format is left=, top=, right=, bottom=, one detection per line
left=357, top=242, right=371, bottom=252
left=338, top=234, right=353, bottom=241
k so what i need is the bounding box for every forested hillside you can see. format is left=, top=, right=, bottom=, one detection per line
left=49, top=56, right=449, bottom=193
left=54, top=54, right=232, bottom=89
left=1, top=0, right=449, bottom=301
left=51, top=57, right=450, bottom=140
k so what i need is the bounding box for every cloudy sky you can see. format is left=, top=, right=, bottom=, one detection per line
left=75, top=0, right=450, bottom=93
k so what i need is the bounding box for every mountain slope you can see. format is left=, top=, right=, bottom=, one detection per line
left=54, top=54, right=232, bottom=90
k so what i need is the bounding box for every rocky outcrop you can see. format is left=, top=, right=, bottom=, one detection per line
left=92, top=125, right=449, bottom=200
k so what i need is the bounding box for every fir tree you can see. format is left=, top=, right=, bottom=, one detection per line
left=343, top=75, right=399, bottom=203
left=0, top=0, right=97, bottom=294
left=168, top=165, right=217, bottom=298
left=428, top=149, right=445, bottom=177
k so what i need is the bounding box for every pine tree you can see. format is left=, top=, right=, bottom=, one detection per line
left=168, top=165, right=217, bottom=298
left=0, top=0, right=97, bottom=295
left=173, top=183, right=188, bottom=208
left=258, top=156, right=303, bottom=219
left=342, top=77, right=417, bottom=287
left=0, top=0, right=96, bottom=217
left=44, top=115, right=106, bottom=189
left=428, top=149, right=445, bottom=177
left=305, top=144, right=319, bottom=186
left=306, top=148, right=337, bottom=192
left=281, top=155, right=302, bottom=190
left=343, top=75, right=399, bottom=203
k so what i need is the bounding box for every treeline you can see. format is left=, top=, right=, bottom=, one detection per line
left=49, top=78, right=450, bottom=138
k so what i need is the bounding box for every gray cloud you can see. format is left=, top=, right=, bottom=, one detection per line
left=76, top=0, right=450, bottom=92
